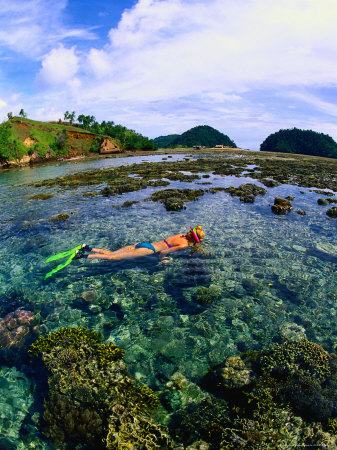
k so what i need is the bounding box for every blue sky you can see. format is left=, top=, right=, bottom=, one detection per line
left=0, top=0, right=336, bottom=150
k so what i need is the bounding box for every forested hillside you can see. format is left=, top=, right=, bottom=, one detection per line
left=153, top=134, right=180, bottom=148
left=260, top=128, right=337, bottom=159
left=154, top=125, right=237, bottom=148
left=77, top=117, right=157, bottom=151
left=0, top=113, right=157, bottom=164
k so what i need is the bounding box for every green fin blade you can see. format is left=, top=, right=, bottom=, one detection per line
left=45, top=245, right=82, bottom=263
left=44, top=252, right=76, bottom=280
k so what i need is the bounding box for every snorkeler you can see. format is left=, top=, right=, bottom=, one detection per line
left=76, top=225, right=205, bottom=262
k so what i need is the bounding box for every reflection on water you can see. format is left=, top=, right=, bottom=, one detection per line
left=0, top=154, right=336, bottom=447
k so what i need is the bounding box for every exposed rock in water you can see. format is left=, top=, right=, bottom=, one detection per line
left=311, top=189, right=335, bottom=196
left=317, top=198, right=337, bottom=205
left=260, top=178, right=281, bottom=188
left=224, top=183, right=267, bottom=203
left=326, top=206, right=337, bottom=218
left=150, top=188, right=205, bottom=211
left=271, top=197, right=293, bottom=214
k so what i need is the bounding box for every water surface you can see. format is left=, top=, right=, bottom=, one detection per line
left=0, top=154, right=336, bottom=447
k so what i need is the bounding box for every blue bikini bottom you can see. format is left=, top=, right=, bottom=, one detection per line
left=135, top=242, right=156, bottom=253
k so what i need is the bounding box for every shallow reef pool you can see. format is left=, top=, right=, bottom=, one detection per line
left=0, top=152, right=336, bottom=448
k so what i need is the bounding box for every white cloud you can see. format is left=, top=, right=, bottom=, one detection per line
left=0, top=0, right=95, bottom=58
left=87, top=49, right=113, bottom=79
left=2, top=0, right=336, bottom=149
left=80, top=0, right=337, bottom=105
left=36, top=45, right=80, bottom=87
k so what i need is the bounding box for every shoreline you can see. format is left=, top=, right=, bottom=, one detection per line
left=1, top=146, right=337, bottom=175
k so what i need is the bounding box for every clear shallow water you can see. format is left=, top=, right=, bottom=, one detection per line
left=0, top=154, right=336, bottom=447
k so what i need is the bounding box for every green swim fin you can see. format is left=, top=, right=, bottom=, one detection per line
left=45, top=244, right=82, bottom=263
left=44, top=252, right=77, bottom=280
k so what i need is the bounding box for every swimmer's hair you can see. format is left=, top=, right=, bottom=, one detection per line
left=186, top=225, right=205, bottom=243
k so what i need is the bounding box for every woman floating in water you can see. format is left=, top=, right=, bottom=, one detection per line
left=76, top=226, right=205, bottom=262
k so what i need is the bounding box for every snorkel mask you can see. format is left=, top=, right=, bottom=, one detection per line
left=190, top=225, right=202, bottom=243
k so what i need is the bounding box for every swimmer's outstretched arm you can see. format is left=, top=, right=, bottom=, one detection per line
left=159, top=244, right=186, bottom=257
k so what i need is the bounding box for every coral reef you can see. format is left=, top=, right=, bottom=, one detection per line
left=192, top=286, right=221, bottom=305
left=271, top=196, right=293, bottom=214
left=150, top=188, right=205, bottom=211
left=194, top=339, right=337, bottom=449
left=27, top=151, right=337, bottom=194
left=0, top=309, right=38, bottom=350
left=224, top=183, right=267, bottom=203
left=213, top=356, right=251, bottom=390
left=29, top=327, right=172, bottom=448
left=260, top=178, right=281, bottom=188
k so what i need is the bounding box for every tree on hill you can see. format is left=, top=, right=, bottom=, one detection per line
left=76, top=115, right=157, bottom=151
left=77, top=114, right=96, bottom=130
left=156, top=125, right=237, bottom=148
left=19, top=109, right=27, bottom=118
left=153, top=134, right=180, bottom=148
left=64, top=111, right=76, bottom=124
left=260, top=128, right=337, bottom=159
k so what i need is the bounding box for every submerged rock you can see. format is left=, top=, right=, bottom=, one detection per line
left=326, top=206, right=337, bottom=218
left=80, top=290, right=98, bottom=303
left=271, top=197, right=293, bottom=214
left=279, top=322, right=306, bottom=341
left=49, top=213, right=70, bottom=222
left=28, top=193, right=54, bottom=200
left=315, top=242, right=337, bottom=255
left=0, top=309, right=38, bottom=350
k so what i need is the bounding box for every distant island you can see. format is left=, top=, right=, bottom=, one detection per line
left=154, top=125, right=237, bottom=148
left=2, top=111, right=337, bottom=168
left=260, top=128, right=337, bottom=159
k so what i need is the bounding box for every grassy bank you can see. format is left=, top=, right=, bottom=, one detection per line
left=0, top=117, right=109, bottom=165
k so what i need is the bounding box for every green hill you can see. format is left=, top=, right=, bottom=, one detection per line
left=153, top=134, right=180, bottom=148
left=0, top=116, right=157, bottom=164
left=154, top=125, right=237, bottom=148
left=260, top=128, right=337, bottom=159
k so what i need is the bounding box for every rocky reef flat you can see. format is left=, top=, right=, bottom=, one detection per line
left=1, top=149, right=336, bottom=448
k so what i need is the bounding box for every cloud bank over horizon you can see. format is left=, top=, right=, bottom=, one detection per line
left=0, top=0, right=336, bottom=149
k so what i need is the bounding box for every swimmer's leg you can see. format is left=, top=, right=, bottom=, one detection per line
left=86, top=245, right=154, bottom=260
